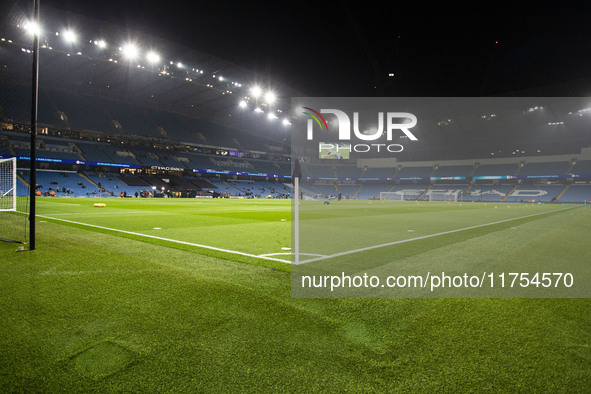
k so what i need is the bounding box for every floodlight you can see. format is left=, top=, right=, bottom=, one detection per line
left=282, top=118, right=291, bottom=126
left=254, top=107, right=263, bottom=114
left=176, top=62, right=183, bottom=68
left=94, top=39, right=107, bottom=48
left=264, top=91, right=276, bottom=105
left=238, top=100, right=247, bottom=109
left=62, top=30, right=77, bottom=43
left=23, top=21, right=41, bottom=36
left=251, top=86, right=262, bottom=98
left=146, top=51, right=161, bottom=64
left=121, top=43, right=139, bottom=60
left=267, top=112, right=278, bottom=121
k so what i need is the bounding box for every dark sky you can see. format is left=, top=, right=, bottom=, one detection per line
left=41, top=0, right=591, bottom=97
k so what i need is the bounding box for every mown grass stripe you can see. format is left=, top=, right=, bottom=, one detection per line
left=36, top=213, right=291, bottom=264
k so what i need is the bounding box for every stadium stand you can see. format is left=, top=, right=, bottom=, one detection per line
left=396, top=165, right=433, bottom=178
left=432, top=165, right=473, bottom=178
left=362, top=167, right=398, bottom=178
left=558, top=184, right=591, bottom=203
left=503, top=184, right=565, bottom=202
left=335, top=184, right=360, bottom=199
left=355, top=183, right=394, bottom=199
left=461, top=184, right=514, bottom=202
left=473, top=163, right=520, bottom=177
left=46, top=90, right=117, bottom=133
left=302, top=164, right=336, bottom=178
left=571, top=160, right=591, bottom=175
left=519, top=161, right=571, bottom=176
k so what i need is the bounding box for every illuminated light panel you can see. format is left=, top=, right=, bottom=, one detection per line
left=23, top=21, right=41, bottom=36
left=251, top=86, right=262, bottom=98
left=62, top=30, right=77, bottom=43
left=120, top=43, right=139, bottom=60
left=264, top=91, right=276, bottom=105
left=146, top=51, right=161, bottom=64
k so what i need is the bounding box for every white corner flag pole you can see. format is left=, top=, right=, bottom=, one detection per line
left=294, top=176, right=299, bottom=265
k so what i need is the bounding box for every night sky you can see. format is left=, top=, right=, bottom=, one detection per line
left=41, top=0, right=591, bottom=97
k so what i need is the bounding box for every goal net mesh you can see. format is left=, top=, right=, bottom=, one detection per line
left=0, top=158, right=28, bottom=243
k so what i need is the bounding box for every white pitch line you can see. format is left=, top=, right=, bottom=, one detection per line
left=43, top=211, right=151, bottom=216
left=258, top=252, right=326, bottom=258
left=36, top=214, right=291, bottom=264
left=296, top=206, right=574, bottom=265
left=36, top=201, right=81, bottom=206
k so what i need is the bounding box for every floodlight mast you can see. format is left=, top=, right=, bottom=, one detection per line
left=29, top=0, right=40, bottom=251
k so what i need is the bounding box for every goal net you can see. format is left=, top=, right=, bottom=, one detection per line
left=427, top=190, right=461, bottom=202
left=0, top=158, right=17, bottom=212
left=379, top=191, right=404, bottom=201
left=0, top=157, right=28, bottom=244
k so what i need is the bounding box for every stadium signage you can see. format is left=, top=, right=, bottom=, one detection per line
left=0, top=154, right=140, bottom=169
left=302, top=107, right=417, bottom=156
left=150, top=165, right=184, bottom=172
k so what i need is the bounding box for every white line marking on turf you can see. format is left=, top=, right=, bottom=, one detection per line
left=259, top=252, right=326, bottom=258
left=36, top=214, right=291, bottom=264
left=44, top=211, right=150, bottom=216
left=296, top=206, right=574, bottom=265
left=36, top=201, right=81, bottom=206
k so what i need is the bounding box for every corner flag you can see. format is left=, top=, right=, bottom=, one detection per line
left=291, top=159, right=302, bottom=184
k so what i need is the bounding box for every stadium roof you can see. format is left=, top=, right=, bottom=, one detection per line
left=1, top=1, right=591, bottom=160
left=0, top=1, right=300, bottom=136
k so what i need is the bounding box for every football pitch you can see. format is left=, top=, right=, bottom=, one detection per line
left=1, top=198, right=590, bottom=391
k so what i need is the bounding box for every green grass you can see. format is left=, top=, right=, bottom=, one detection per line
left=0, top=198, right=590, bottom=391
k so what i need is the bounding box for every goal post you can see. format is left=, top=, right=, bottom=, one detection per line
left=0, top=157, right=17, bottom=212
left=0, top=156, right=27, bottom=245
left=380, top=191, right=404, bottom=201
left=427, top=190, right=461, bottom=202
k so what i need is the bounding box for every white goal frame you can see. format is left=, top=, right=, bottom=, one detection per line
left=380, top=191, right=404, bottom=201
left=0, top=157, right=17, bottom=212
left=427, top=190, right=460, bottom=202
